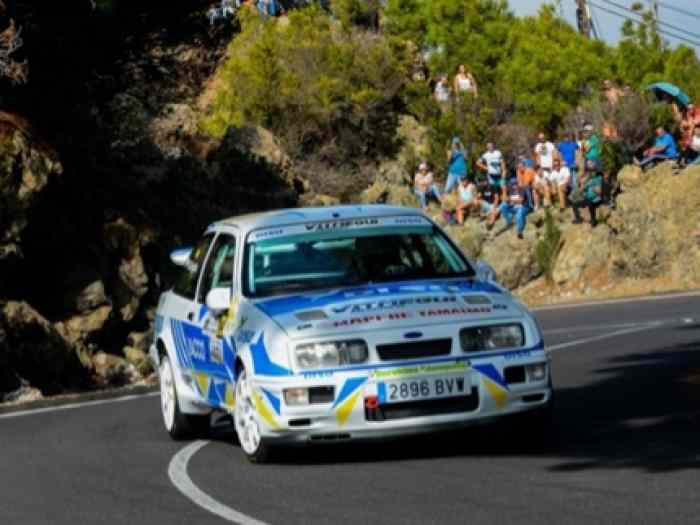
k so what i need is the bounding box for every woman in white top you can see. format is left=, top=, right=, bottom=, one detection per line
left=453, top=64, right=478, bottom=97
left=434, top=74, right=451, bottom=103
left=689, top=126, right=700, bottom=165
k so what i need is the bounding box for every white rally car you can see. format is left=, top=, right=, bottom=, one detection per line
left=151, top=205, right=552, bottom=462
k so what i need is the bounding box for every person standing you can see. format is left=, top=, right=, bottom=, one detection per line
left=582, top=124, right=601, bottom=165
left=572, top=159, right=603, bottom=227
left=557, top=132, right=580, bottom=190
left=445, top=137, right=468, bottom=193
left=453, top=64, right=478, bottom=98
left=434, top=74, right=451, bottom=103
left=534, top=132, right=556, bottom=207
left=477, top=142, right=506, bottom=202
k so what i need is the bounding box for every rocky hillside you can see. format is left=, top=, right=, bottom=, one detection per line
left=0, top=6, right=299, bottom=401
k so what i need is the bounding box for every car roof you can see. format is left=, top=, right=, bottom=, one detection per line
left=211, top=205, right=425, bottom=232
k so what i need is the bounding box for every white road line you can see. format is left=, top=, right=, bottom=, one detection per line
left=542, top=322, right=645, bottom=335
left=0, top=391, right=160, bottom=420
left=547, top=322, right=663, bottom=352
left=168, top=440, right=269, bottom=525
left=532, top=290, right=700, bottom=311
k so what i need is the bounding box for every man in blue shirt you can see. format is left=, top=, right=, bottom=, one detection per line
left=638, top=126, right=679, bottom=168
left=557, top=132, right=580, bottom=190
left=445, top=137, right=468, bottom=193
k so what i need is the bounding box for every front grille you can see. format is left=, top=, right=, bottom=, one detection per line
left=365, top=388, right=479, bottom=421
left=376, top=338, right=452, bottom=361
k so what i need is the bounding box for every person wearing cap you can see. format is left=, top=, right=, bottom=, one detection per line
left=445, top=137, right=468, bottom=193
left=637, top=126, right=679, bottom=168
left=414, top=161, right=442, bottom=209
left=572, top=159, right=603, bottom=227
left=582, top=124, right=601, bottom=164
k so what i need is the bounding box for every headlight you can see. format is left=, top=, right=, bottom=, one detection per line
left=294, top=340, right=369, bottom=370
left=460, top=324, right=524, bottom=352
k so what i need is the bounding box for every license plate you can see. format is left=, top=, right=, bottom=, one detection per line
left=378, top=375, right=470, bottom=404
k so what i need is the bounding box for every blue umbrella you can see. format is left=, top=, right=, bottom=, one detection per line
left=646, top=82, right=691, bottom=107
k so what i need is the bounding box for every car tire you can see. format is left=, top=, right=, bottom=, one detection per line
left=234, top=368, right=272, bottom=463
left=159, top=354, right=210, bottom=440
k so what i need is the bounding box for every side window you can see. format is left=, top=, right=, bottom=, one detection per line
left=198, top=234, right=237, bottom=303
left=173, top=234, right=214, bottom=300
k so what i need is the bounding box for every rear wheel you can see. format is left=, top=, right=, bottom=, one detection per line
left=159, top=354, right=210, bottom=440
left=234, top=368, right=271, bottom=463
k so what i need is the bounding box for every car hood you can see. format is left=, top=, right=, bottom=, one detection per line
left=252, top=279, right=523, bottom=340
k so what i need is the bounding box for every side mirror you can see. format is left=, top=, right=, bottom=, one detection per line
left=475, top=260, right=497, bottom=283
left=206, top=287, right=232, bottom=316
left=170, top=246, right=193, bottom=267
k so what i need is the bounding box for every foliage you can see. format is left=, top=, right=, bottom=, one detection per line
left=535, top=208, right=563, bottom=285
left=203, top=6, right=410, bottom=166
left=330, top=0, right=381, bottom=31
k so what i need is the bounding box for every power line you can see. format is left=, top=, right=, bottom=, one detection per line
left=598, top=0, right=700, bottom=41
left=587, top=1, right=700, bottom=48
left=656, top=1, right=700, bottom=21
left=590, top=3, right=605, bottom=40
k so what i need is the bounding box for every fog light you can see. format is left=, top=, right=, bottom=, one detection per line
left=526, top=363, right=547, bottom=381
left=284, top=388, right=309, bottom=406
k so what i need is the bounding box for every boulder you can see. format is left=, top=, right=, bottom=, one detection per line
left=617, top=165, right=644, bottom=190
left=444, top=222, right=487, bottom=260
left=3, top=385, right=43, bottom=404
left=92, top=351, right=141, bottom=386
left=480, top=228, right=541, bottom=290
left=552, top=225, right=613, bottom=285
left=123, top=346, right=152, bottom=376
left=57, top=305, right=113, bottom=346
left=0, top=301, right=88, bottom=395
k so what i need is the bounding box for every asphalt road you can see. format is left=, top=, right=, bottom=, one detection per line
left=2, top=293, right=700, bottom=525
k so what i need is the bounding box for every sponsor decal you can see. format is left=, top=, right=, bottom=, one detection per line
left=503, top=350, right=531, bottom=360
left=372, top=361, right=468, bottom=379
left=305, top=218, right=379, bottom=232
left=251, top=228, right=284, bottom=241
left=302, top=370, right=334, bottom=379
left=210, top=338, right=224, bottom=364
left=418, top=306, right=492, bottom=317
left=331, top=295, right=457, bottom=314
left=190, top=338, right=206, bottom=361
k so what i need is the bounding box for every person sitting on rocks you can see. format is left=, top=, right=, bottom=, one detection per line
left=571, top=159, right=603, bottom=227
left=498, top=175, right=532, bottom=240
left=682, top=125, right=700, bottom=166
left=544, top=157, right=571, bottom=211
left=456, top=177, right=495, bottom=226
left=637, top=126, right=679, bottom=169
left=414, top=162, right=442, bottom=210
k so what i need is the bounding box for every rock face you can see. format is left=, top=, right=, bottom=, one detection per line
left=0, top=302, right=88, bottom=395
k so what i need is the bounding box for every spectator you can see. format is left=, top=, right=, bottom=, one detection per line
left=637, top=126, right=679, bottom=168
left=682, top=125, right=700, bottom=166
left=602, top=79, right=624, bottom=106
left=257, top=0, right=279, bottom=17
left=476, top=142, right=506, bottom=202
left=680, top=103, right=700, bottom=152
left=453, top=64, right=478, bottom=98
left=582, top=124, right=601, bottom=165
left=545, top=157, right=571, bottom=211
left=557, top=131, right=580, bottom=190
left=476, top=176, right=500, bottom=227
left=434, top=74, right=450, bottom=103
left=534, top=133, right=557, bottom=209
left=414, top=162, right=442, bottom=209
left=445, top=137, right=468, bottom=193
left=498, top=176, right=532, bottom=240
left=571, top=159, right=603, bottom=227
left=516, top=157, right=537, bottom=209
left=455, top=177, right=478, bottom=225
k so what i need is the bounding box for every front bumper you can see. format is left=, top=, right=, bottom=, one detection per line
left=251, top=353, right=552, bottom=444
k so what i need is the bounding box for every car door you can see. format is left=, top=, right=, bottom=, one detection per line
left=191, top=231, right=239, bottom=407
left=167, top=232, right=217, bottom=398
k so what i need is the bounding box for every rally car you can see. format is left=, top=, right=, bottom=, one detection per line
left=151, top=205, right=552, bottom=462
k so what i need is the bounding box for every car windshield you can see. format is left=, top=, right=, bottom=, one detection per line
left=243, top=219, right=474, bottom=298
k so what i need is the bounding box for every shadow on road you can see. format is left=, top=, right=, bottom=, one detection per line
left=208, top=325, right=700, bottom=472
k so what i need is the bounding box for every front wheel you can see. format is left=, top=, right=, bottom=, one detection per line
left=159, top=354, right=210, bottom=440
left=234, top=368, right=271, bottom=463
